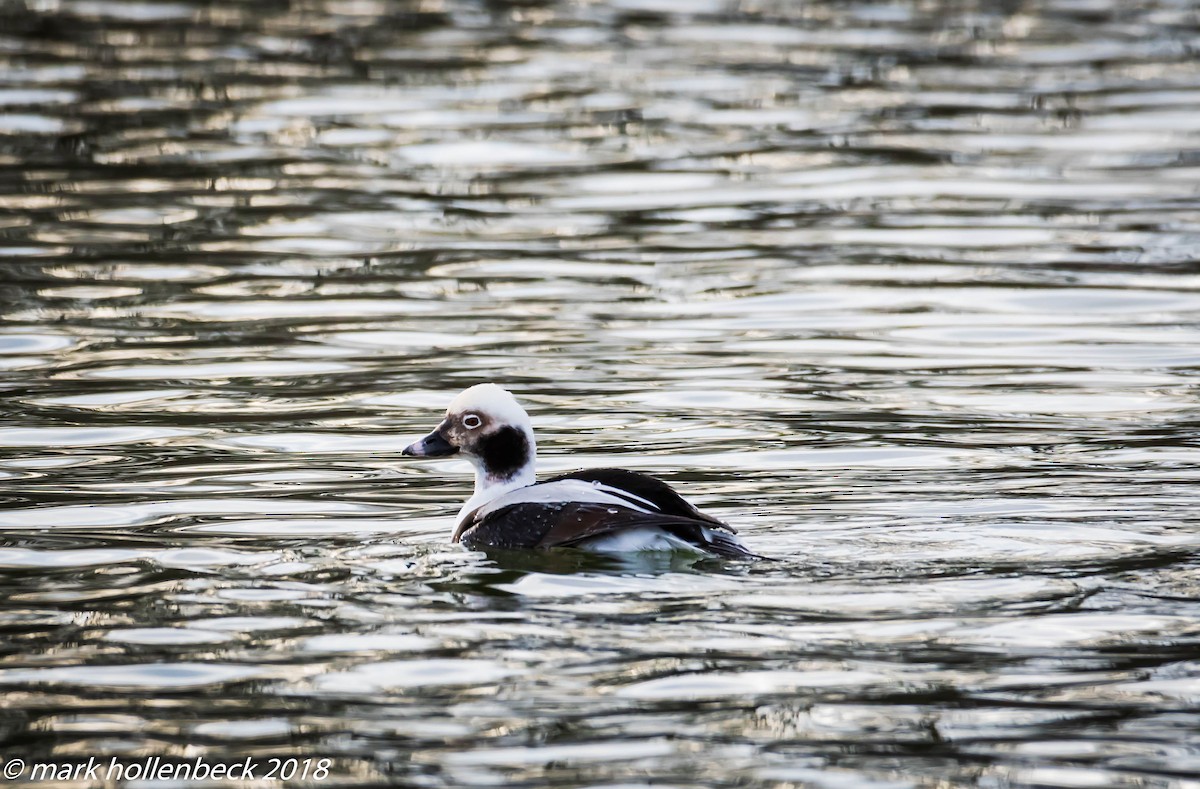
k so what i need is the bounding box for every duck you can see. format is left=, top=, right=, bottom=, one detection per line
left=401, top=383, right=764, bottom=558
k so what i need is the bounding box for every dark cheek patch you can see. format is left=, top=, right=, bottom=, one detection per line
left=478, top=426, right=530, bottom=479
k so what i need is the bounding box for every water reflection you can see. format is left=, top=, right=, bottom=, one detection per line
left=2, top=0, right=1200, bottom=786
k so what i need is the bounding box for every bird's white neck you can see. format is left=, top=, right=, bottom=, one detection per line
left=455, top=432, right=537, bottom=524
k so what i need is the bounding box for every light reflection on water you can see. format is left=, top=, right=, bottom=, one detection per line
left=3, top=0, right=1200, bottom=785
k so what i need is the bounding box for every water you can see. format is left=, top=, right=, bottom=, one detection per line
left=3, top=0, right=1200, bottom=785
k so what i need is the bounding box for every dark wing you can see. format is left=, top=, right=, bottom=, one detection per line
left=454, top=501, right=561, bottom=549
left=459, top=501, right=762, bottom=559
left=546, top=467, right=735, bottom=532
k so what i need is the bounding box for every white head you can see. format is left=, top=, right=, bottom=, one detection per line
left=402, top=384, right=537, bottom=489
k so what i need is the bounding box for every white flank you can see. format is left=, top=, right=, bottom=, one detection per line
left=582, top=527, right=708, bottom=554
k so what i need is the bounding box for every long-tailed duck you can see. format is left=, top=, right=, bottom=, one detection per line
left=402, top=383, right=763, bottom=558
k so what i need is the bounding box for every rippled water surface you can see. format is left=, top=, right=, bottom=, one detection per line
left=3, top=0, right=1200, bottom=786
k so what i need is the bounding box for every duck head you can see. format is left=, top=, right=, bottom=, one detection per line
left=402, top=383, right=537, bottom=489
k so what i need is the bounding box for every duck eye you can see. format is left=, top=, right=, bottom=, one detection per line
left=462, top=414, right=482, bottom=430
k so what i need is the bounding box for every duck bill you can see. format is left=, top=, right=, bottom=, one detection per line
left=402, top=429, right=458, bottom=458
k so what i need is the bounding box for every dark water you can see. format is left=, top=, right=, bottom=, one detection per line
left=3, top=0, right=1200, bottom=786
